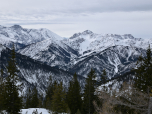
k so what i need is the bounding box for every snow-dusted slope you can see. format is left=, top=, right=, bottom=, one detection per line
left=17, top=29, right=151, bottom=78
left=0, top=45, right=85, bottom=95
left=64, top=30, right=152, bottom=55
left=18, top=39, right=79, bottom=70
left=69, top=45, right=146, bottom=79
left=0, top=25, right=63, bottom=50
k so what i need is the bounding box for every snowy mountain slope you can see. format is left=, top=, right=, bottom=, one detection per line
left=64, top=30, right=152, bottom=55
left=0, top=45, right=85, bottom=95
left=69, top=45, right=146, bottom=79
left=17, top=29, right=151, bottom=78
left=0, top=25, right=63, bottom=50
left=18, top=39, right=79, bottom=70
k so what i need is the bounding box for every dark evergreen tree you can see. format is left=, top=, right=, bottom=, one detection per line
left=0, top=71, right=5, bottom=111
left=25, top=88, right=32, bottom=108
left=51, top=82, right=67, bottom=113
left=100, top=69, right=108, bottom=84
left=66, top=81, right=73, bottom=113
left=45, top=75, right=54, bottom=109
left=31, top=86, right=39, bottom=108
left=38, top=94, right=43, bottom=108
left=4, top=45, right=22, bottom=114
left=82, top=69, right=97, bottom=114
left=75, top=109, right=81, bottom=114
left=134, top=45, right=152, bottom=93
left=1, top=69, right=4, bottom=78
left=66, top=73, right=82, bottom=114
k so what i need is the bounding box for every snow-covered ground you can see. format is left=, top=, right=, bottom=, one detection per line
left=21, top=108, right=51, bottom=114
left=1, top=108, right=68, bottom=114
left=20, top=108, right=67, bottom=114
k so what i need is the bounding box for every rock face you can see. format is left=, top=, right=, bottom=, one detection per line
left=0, top=25, right=152, bottom=93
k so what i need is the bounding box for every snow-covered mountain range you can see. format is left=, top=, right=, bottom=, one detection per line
left=0, top=25, right=152, bottom=93
left=17, top=27, right=151, bottom=77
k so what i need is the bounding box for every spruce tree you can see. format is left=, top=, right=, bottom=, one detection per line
left=25, top=88, right=32, bottom=108
left=100, top=69, right=108, bottom=84
left=67, top=73, right=82, bottom=114
left=75, top=109, right=81, bottom=114
left=38, top=94, right=43, bottom=108
left=82, top=69, right=97, bottom=114
left=31, top=86, right=39, bottom=108
left=4, top=45, right=22, bottom=114
left=45, top=75, right=54, bottom=109
left=51, top=82, right=67, bottom=114
left=134, top=45, right=152, bottom=93
left=0, top=71, right=5, bottom=111
left=44, top=80, right=57, bottom=109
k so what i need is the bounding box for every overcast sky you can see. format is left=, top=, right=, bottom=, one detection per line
left=0, top=0, right=152, bottom=38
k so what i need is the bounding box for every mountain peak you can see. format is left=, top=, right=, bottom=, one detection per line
left=82, top=30, right=93, bottom=34
left=11, top=25, right=22, bottom=29
left=123, top=34, right=134, bottom=39
left=70, top=30, right=93, bottom=39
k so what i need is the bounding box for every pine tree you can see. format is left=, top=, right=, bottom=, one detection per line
left=82, top=69, right=97, bottom=114
left=100, top=69, right=108, bottom=84
left=51, top=82, right=67, bottom=114
left=0, top=70, right=5, bottom=111
left=45, top=75, right=54, bottom=109
left=25, top=88, right=32, bottom=108
left=134, top=45, right=152, bottom=93
left=31, top=86, right=39, bottom=108
left=44, top=79, right=57, bottom=109
left=4, top=45, right=22, bottom=114
left=38, top=94, right=43, bottom=108
left=75, top=109, right=81, bottom=114
left=67, top=73, right=82, bottom=114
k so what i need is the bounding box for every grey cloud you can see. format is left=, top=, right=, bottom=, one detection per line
left=0, top=0, right=152, bottom=15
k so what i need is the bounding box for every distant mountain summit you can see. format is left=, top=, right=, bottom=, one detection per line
left=0, top=25, right=63, bottom=50
left=64, top=30, right=151, bottom=56
left=70, top=30, right=93, bottom=39
left=11, top=25, right=22, bottom=29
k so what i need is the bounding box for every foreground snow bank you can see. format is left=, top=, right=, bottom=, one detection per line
left=1, top=108, right=67, bottom=114
left=21, top=108, right=51, bottom=114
